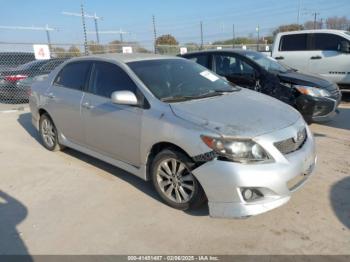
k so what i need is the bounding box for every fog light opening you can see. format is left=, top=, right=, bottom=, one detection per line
left=241, top=188, right=263, bottom=202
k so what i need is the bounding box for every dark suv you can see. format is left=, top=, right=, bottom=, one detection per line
left=181, top=50, right=341, bottom=123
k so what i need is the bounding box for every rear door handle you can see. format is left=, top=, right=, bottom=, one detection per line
left=275, top=56, right=284, bottom=60
left=82, top=102, right=94, bottom=110
left=310, top=56, right=322, bottom=60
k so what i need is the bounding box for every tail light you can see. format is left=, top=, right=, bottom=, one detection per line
left=4, top=74, right=28, bottom=83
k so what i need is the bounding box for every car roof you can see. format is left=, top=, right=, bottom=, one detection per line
left=276, top=29, right=349, bottom=36
left=69, top=53, right=179, bottom=63
left=181, top=49, right=258, bottom=56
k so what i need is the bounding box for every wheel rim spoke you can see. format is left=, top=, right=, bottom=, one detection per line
left=160, top=180, right=171, bottom=188
left=179, top=186, right=189, bottom=200
left=171, top=159, right=177, bottom=174
left=165, top=184, right=174, bottom=197
left=176, top=163, right=186, bottom=176
left=159, top=169, right=171, bottom=179
left=182, top=183, right=194, bottom=191
left=174, top=188, right=182, bottom=202
left=161, top=162, right=172, bottom=176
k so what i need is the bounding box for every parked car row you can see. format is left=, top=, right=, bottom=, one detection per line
left=0, top=58, right=67, bottom=102
left=30, top=53, right=317, bottom=219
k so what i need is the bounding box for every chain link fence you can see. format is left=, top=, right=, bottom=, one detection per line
left=0, top=42, right=272, bottom=107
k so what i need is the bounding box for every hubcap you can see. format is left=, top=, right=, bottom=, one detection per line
left=41, top=119, right=55, bottom=148
left=156, top=158, right=195, bottom=203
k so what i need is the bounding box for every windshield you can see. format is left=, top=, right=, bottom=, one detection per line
left=243, top=52, right=289, bottom=73
left=128, top=59, right=239, bottom=102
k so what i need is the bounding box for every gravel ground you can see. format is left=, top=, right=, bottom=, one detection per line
left=0, top=100, right=349, bottom=255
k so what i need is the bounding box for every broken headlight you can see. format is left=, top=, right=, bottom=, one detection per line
left=201, top=135, right=270, bottom=164
left=294, top=85, right=330, bottom=97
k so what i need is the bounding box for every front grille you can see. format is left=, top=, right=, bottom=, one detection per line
left=274, top=128, right=307, bottom=155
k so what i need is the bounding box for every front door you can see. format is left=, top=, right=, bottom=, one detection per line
left=212, top=53, right=258, bottom=89
left=81, top=61, right=143, bottom=167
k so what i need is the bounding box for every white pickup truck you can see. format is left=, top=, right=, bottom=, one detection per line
left=272, top=29, right=350, bottom=90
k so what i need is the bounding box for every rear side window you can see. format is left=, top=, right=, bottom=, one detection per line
left=40, top=60, right=65, bottom=72
left=89, top=61, right=137, bottom=98
left=187, top=54, right=209, bottom=68
left=311, top=33, right=349, bottom=51
left=279, top=34, right=308, bottom=51
left=54, top=62, right=91, bottom=90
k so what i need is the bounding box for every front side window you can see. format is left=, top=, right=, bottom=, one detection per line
left=312, top=33, right=349, bottom=51
left=54, top=62, right=91, bottom=90
left=89, top=62, right=137, bottom=98
left=279, top=34, right=308, bottom=51
left=187, top=54, right=209, bottom=68
left=128, top=59, right=238, bottom=102
left=213, top=54, right=255, bottom=77
left=243, top=51, right=289, bottom=73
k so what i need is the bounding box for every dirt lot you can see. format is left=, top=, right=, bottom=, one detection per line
left=0, top=101, right=349, bottom=255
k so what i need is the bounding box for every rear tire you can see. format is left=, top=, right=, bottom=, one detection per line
left=39, top=114, right=62, bottom=152
left=151, top=149, right=206, bottom=210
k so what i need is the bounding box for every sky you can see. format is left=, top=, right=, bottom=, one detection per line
left=0, top=0, right=349, bottom=49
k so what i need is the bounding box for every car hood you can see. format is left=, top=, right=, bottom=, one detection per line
left=170, top=88, right=301, bottom=138
left=278, top=71, right=335, bottom=90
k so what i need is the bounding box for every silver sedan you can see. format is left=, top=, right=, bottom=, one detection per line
left=29, top=54, right=316, bottom=218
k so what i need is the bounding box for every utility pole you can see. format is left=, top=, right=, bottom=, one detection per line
left=256, top=25, right=260, bottom=51
left=313, top=12, right=320, bottom=29
left=80, top=4, right=88, bottom=55
left=232, top=24, right=235, bottom=48
left=152, top=15, right=157, bottom=54
left=297, top=0, right=301, bottom=25
left=93, top=13, right=100, bottom=44
left=200, top=21, right=204, bottom=50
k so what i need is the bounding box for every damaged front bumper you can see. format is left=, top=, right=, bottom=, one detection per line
left=192, top=120, right=317, bottom=219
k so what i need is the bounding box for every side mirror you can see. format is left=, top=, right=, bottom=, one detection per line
left=339, top=41, right=350, bottom=53
left=111, top=91, right=138, bottom=106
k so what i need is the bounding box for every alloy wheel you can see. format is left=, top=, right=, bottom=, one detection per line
left=156, top=158, right=195, bottom=203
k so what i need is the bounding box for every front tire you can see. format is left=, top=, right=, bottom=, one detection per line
left=151, top=149, right=206, bottom=210
left=39, top=114, right=62, bottom=152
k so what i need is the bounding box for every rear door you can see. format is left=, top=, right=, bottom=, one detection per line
left=45, top=61, right=91, bottom=145
left=81, top=61, right=143, bottom=166
left=273, top=33, right=310, bottom=72
left=308, top=33, right=350, bottom=83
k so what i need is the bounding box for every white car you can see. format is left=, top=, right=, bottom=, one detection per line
left=272, top=29, right=350, bottom=91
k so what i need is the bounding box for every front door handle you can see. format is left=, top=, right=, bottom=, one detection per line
left=46, top=93, right=55, bottom=99
left=82, top=102, right=94, bottom=110
left=275, top=56, right=284, bottom=60
left=310, top=56, right=322, bottom=60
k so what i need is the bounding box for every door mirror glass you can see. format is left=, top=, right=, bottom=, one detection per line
left=339, top=41, right=350, bottom=53
left=111, top=91, right=138, bottom=105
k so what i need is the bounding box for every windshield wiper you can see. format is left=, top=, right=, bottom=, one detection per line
left=161, top=88, right=240, bottom=103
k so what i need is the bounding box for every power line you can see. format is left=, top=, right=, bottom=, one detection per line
left=88, top=29, right=129, bottom=42
left=0, top=25, right=57, bottom=46
left=62, top=6, right=103, bottom=44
